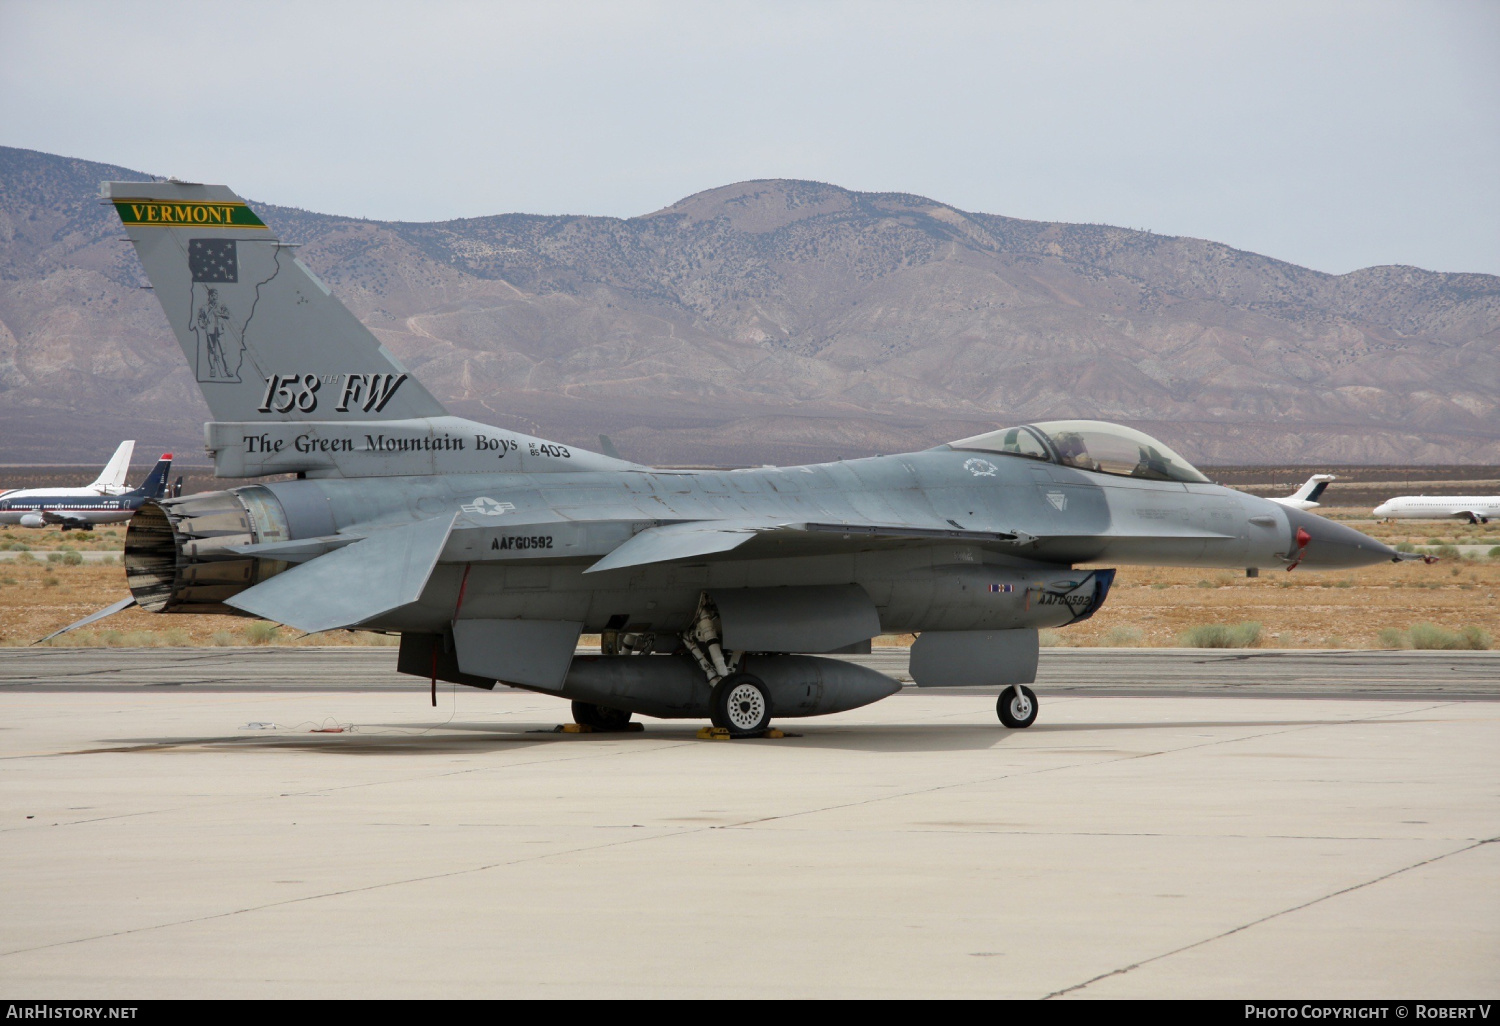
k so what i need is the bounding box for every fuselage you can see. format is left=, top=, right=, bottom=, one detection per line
left=0, top=487, right=140, bottom=526
left=1372, top=496, right=1499, bottom=522
left=131, top=445, right=1398, bottom=639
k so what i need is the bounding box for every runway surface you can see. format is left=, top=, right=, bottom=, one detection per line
left=2, top=647, right=1497, bottom=997
left=3, top=646, right=1498, bottom=701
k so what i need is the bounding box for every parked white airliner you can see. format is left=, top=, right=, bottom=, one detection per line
left=0, top=443, right=176, bottom=530
left=1372, top=495, right=1500, bottom=524
left=1267, top=474, right=1336, bottom=511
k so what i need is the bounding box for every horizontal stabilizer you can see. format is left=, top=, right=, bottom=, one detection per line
left=35, top=596, right=137, bottom=644
left=227, top=514, right=456, bottom=632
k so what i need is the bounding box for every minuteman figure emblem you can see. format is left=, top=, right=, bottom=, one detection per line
left=187, top=238, right=244, bottom=383
left=192, top=287, right=241, bottom=382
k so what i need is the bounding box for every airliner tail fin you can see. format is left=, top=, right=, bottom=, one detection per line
left=1288, top=474, right=1336, bottom=505
left=129, top=455, right=174, bottom=500
left=88, top=440, right=134, bottom=493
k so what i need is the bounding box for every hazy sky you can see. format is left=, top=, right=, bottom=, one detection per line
left=3, top=0, right=1497, bottom=275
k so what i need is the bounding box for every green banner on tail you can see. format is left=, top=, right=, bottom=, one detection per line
left=114, top=200, right=267, bottom=228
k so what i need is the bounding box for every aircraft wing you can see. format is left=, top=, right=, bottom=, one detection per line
left=39, top=510, right=96, bottom=528
left=584, top=520, right=769, bottom=574
left=577, top=512, right=1248, bottom=573
left=584, top=519, right=1036, bottom=574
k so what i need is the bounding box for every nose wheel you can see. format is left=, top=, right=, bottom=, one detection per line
left=997, top=685, right=1038, bottom=728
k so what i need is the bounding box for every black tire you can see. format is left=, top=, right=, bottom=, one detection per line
left=710, top=673, right=773, bottom=737
left=570, top=700, right=634, bottom=732
left=997, top=685, right=1038, bottom=728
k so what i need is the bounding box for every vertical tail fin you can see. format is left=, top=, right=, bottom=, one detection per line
left=87, top=440, right=135, bottom=493
left=130, top=455, right=174, bottom=499
left=1288, top=474, right=1336, bottom=504
left=103, top=182, right=446, bottom=424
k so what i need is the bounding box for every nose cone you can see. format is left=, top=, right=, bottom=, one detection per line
left=1284, top=507, right=1398, bottom=569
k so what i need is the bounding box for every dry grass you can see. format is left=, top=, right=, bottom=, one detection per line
left=0, top=526, right=130, bottom=552
left=1, top=510, right=1494, bottom=649
left=0, top=558, right=397, bottom=647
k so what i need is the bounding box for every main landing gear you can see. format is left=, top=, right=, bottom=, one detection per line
left=570, top=700, right=636, bottom=732
left=997, top=685, right=1038, bottom=729
left=710, top=673, right=774, bottom=737
left=682, top=593, right=777, bottom=738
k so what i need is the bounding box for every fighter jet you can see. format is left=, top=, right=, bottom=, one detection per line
left=49, top=181, right=1425, bottom=735
left=0, top=449, right=175, bottom=530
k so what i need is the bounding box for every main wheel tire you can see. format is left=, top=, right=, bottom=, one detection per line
left=997, top=685, right=1038, bottom=728
left=710, top=673, right=773, bottom=737
left=570, top=700, right=634, bottom=732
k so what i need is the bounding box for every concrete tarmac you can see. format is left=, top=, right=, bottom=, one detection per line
left=0, top=649, right=1496, bottom=998
left=3, top=646, right=1499, bottom=700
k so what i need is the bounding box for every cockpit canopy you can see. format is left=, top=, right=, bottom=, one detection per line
left=948, top=420, right=1209, bottom=484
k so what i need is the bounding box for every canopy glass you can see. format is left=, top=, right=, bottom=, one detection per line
left=949, top=420, right=1209, bottom=483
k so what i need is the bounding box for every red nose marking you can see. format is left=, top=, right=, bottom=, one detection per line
left=1286, top=526, right=1313, bottom=572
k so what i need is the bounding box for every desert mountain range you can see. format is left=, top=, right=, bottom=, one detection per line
left=1, top=145, right=1496, bottom=467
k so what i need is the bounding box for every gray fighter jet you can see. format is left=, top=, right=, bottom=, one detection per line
left=54, top=181, right=1423, bottom=735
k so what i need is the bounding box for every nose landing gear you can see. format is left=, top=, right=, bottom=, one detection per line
left=997, top=685, right=1038, bottom=728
